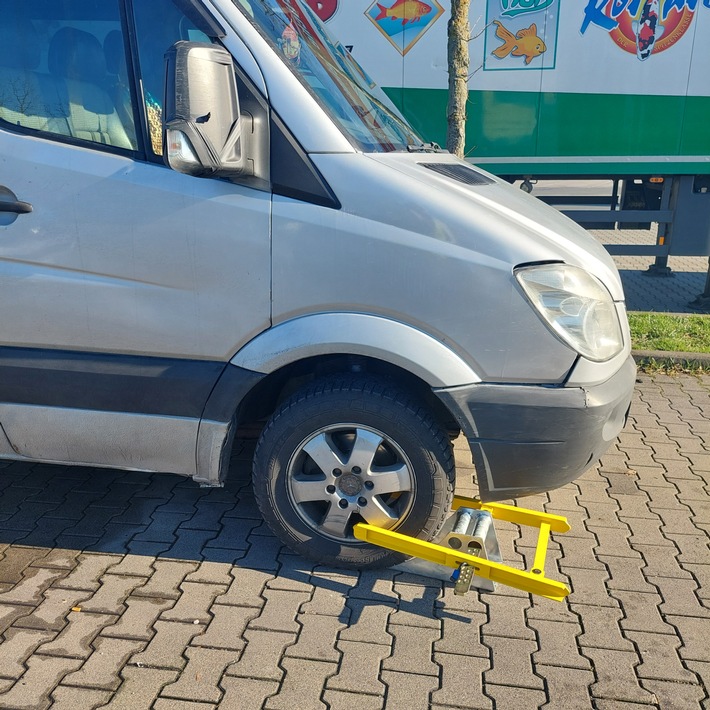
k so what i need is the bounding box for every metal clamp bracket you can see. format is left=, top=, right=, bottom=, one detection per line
left=353, top=495, right=571, bottom=602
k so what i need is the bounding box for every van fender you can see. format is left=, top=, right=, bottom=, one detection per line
left=230, top=313, right=481, bottom=388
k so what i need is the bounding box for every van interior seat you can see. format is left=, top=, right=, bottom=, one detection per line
left=48, top=27, right=134, bottom=150
left=0, top=15, right=69, bottom=134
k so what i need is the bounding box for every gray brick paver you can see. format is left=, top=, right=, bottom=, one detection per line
left=529, top=618, right=590, bottom=670
left=323, top=690, right=385, bottom=710
left=626, top=629, right=698, bottom=683
left=347, top=570, right=398, bottom=603
left=612, top=590, right=675, bottom=635
left=0, top=567, right=67, bottom=606
left=666, top=615, right=710, bottom=662
left=35, top=610, right=115, bottom=659
left=0, top=654, right=83, bottom=710
left=263, top=657, right=336, bottom=710
left=246, top=588, right=311, bottom=634
left=327, top=639, right=389, bottom=697
left=389, top=581, right=442, bottom=629
left=132, top=559, right=198, bottom=599
left=54, top=554, right=123, bottom=592
left=267, top=555, right=316, bottom=592
left=191, top=604, right=258, bottom=650
left=96, top=666, right=178, bottom=709
left=381, top=670, right=439, bottom=710
left=216, top=566, right=273, bottom=607
left=482, top=593, right=536, bottom=640
left=573, top=604, right=634, bottom=652
left=584, top=646, right=656, bottom=704
left=13, top=587, right=92, bottom=631
left=100, top=596, right=174, bottom=641
left=338, top=600, right=393, bottom=645
left=590, top=526, right=639, bottom=558
left=483, top=636, right=544, bottom=690
left=382, top=623, right=439, bottom=676
left=433, top=652, right=491, bottom=708
left=485, top=684, right=546, bottom=710
left=564, top=567, right=618, bottom=608
left=641, top=679, right=706, bottom=710
left=159, top=647, right=239, bottom=704
left=684, top=563, right=710, bottom=600
left=621, top=516, right=677, bottom=547
left=50, top=686, right=113, bottom=709
left=536, top=665, right=594, bottom=709
left=77, top=575, right=147, bottom=615
left=128, top=619, right=204, bottom=669
left=62, top=636, right=146, bottom=690
left=0, top=605, right=32, bottom=635
left=183, top=561, right=234, bottom=586
left=600, top=554, right=657, bottom=593
left=29, top=547, right=81, bottom=571
left=104, top=554, right=154, bottom=578
left=285, top=612, right=345, bottom=662
left=152, top=701, right=215, bottom=710
left=434, top=613, right=488, bottom=657
left=159, top=582, right=227, bottom=624
left=218, top=676, right=279, bottom=710
left=605, top=493, right=655, bottom=519
left=0, top=627, right=55, bottom=679
left=223, top=629, right=296, bottom=682
left=301, top=570, right=356, bottom=617
left=651, top=577, right=710, bottom=618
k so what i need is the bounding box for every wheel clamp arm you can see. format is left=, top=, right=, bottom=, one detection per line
left=353, top=495, right=571, bottom=602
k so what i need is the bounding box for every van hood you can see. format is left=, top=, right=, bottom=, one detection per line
left=363, top=152, right=625, bottom=301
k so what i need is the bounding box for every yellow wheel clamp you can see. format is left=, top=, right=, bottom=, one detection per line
left=354, top=495, right=571, bottom=602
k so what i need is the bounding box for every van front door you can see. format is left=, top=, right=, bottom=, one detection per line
left=0, top=0, right=270, bottom=473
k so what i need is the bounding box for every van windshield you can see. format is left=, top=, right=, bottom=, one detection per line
left=233, top=0, right=424, bottom=152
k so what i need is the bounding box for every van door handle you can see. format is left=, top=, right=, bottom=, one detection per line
left=0, top=186, right=32, bottom=214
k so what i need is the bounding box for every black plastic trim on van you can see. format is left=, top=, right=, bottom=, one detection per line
left=271, top=112, right=341, bottom=210
left=0, top=347, right=260, bottom=420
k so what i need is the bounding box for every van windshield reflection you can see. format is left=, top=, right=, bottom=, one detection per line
left=233, top=0, right=424, bottom=152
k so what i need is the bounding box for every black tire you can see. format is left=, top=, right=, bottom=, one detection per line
left=252, top=375, right=455, bottom=569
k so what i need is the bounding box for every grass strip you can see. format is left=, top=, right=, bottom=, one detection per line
left=628, top=313, right=710, bottom=354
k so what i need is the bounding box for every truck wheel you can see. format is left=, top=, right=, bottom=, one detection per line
left=252, top=376, right=455, bottom=568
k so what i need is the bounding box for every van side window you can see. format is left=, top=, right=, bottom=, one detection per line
left=0, top=1, right=138, bottom=152
left=132, top=0, right=213, bottom=157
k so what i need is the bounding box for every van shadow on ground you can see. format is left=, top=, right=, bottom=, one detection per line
left=0, top=439, right=470, bottom=625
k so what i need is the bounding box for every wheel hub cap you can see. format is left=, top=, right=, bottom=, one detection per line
left=338, top=473, right=363, bottom=497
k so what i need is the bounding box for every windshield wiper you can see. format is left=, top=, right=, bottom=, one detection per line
left=407, top=142, right=445, bottom=153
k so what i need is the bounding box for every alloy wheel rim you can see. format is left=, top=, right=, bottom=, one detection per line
left=286, top=423, right=416, bottom=541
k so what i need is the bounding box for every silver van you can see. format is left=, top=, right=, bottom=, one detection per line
left=0, top=0, right=634, bottom=568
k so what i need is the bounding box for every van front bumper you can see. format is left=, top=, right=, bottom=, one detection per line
left=435, top=355, right=636, bottom=502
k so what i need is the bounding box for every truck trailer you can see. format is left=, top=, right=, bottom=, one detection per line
left=318, top=0, right=710, bottom=265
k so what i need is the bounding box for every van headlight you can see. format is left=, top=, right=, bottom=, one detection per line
left=515, top=264, right=624, bottom=362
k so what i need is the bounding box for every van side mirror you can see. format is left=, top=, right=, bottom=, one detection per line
left=163, top=41, right=249, bottom=177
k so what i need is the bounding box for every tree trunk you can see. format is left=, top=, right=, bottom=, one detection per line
left=446, top=0, right=471, bottom=158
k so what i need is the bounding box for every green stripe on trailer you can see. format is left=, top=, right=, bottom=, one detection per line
left=470, top=160, right=710, bottom=178
left=385, top=88, right=710, bottom=176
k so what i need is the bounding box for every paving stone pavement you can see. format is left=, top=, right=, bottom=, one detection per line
left=0, top=374, right=708, bottom=709
left=590, top=228, right=709, bottom=314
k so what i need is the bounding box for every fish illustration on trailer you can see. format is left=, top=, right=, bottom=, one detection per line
left=375, top=0, right=432, bottom=26
left=633, top=0, right=664, bottom=61
left=491, top=20, right=547, bottom=65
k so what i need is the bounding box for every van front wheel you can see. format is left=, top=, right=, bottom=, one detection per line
left=252, top=376, right=455, bottom=569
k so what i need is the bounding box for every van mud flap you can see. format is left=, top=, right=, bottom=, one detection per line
left=354, top=496, right=571, bottom=602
